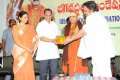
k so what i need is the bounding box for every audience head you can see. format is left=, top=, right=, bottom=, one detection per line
left=9, top=19, right=16, bottom=28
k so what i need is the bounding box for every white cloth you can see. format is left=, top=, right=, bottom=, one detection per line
left=77, top=12, right=115, bottom=77
left=92, top=57, right=112, bottom=77
left=77, top=12, right=115, bottom=58
left=36, top=20, right=60, bottom=60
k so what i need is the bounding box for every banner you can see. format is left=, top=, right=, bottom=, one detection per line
left=5, top=0, right=120, bottom=55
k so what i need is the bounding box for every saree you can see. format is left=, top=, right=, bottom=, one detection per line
left=12, top=24, right=37, bottom=80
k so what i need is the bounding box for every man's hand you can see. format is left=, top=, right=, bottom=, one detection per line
left=53, top=39, right=58, bottom=44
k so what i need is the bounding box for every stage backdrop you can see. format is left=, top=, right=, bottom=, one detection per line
left=5, top=0, right=120, bottom=55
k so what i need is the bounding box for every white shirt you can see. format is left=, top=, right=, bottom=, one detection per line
left=36, top=20, right=60, bottom=60
left=77, top=12, right=115, bottom=59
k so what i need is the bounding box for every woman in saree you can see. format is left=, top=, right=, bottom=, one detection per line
left=62, top=12, right=88, bottom=76
left=12, top=11, right=38, bottom=80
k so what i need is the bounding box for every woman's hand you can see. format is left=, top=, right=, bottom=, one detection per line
left=26, top=48, right=34, bottom=53
left=64, top=36, right=72, bottom=45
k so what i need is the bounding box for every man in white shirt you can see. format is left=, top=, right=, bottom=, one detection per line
left=64, top=1, right=115, bottom=78
left=36, top=8, right=60, bottom=80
